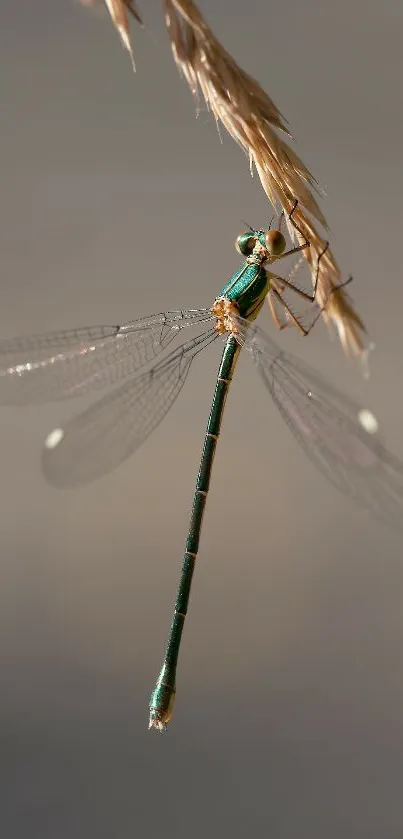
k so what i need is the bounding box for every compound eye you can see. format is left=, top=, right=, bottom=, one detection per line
left=235, top=232, right=257, bottom=256
left=265, top=229, right=286, bottom=256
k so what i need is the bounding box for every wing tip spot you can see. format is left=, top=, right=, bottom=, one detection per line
left=358, top=409, right=379, bottom=435
left=45, top=428, right=65, bottom=449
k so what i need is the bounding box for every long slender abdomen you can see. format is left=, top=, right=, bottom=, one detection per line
left=148, top=336, right=240, bottom=730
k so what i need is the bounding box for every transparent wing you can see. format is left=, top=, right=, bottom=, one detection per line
left=234, top=315, right=403, bottom=530
left=0, top=309, right=213, bottom=406
left=42, top=328, right=218, bottom=488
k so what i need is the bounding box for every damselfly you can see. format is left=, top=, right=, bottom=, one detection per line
left=1, top=209, right=403, bottom=732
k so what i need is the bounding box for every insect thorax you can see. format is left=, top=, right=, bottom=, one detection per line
left=214, top=260, right=269, bottom=329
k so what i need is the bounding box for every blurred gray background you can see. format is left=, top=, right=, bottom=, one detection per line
left=1, top=1, right=403, bottom=837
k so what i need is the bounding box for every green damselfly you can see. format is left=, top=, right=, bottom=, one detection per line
left=1, top=207, right=403, bottom=731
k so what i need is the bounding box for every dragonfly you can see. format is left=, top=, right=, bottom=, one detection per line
left=1, top=205, right=403, bottom=733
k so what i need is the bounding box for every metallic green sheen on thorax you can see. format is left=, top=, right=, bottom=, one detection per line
left=217, top=260, right=269, bottom=321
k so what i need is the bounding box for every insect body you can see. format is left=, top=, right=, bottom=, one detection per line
left=0, top=211, right=399, bottom=733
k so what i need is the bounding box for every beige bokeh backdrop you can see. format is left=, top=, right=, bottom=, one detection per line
left=1, top=2, right=403, bottom=837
